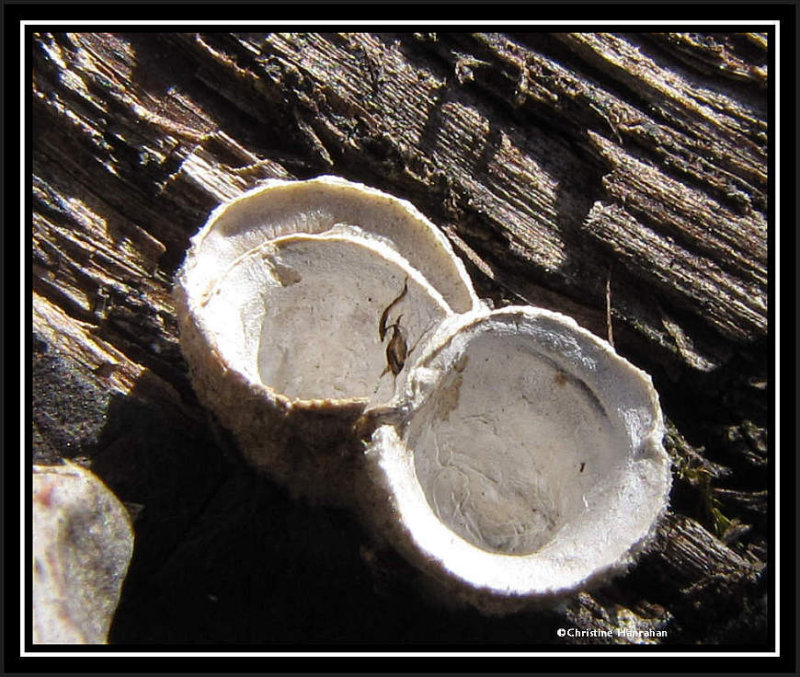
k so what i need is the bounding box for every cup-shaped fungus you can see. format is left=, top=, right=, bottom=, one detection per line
left=174, top=176, right=480, bottom=503
left=175, top=176, right=671, bottom=610
left=362, top=307, right=671, bottom=613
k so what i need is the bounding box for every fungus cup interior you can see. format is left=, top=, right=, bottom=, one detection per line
left=371, top=308, right=671, bottom=594
left=196, top=228, right=452, bottom=402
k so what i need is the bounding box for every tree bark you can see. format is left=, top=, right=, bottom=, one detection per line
left=31, top=31, right=770, bottom=645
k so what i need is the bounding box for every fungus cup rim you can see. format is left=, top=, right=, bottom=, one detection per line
left=364, top=306, right=672, bottom=600
left=176, top=175, right=481, bottom=410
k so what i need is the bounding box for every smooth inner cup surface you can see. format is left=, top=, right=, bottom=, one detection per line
left=410, top=331, right=628, bottom=555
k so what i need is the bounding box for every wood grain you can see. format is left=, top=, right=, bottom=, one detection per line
left=31, top=31, right=770, bottom=646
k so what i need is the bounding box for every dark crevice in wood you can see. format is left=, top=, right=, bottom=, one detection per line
left=556, top=33, right=766, bottom=186
left=623, top=32, right=768, bottom=119
left=639, top=33, right=769, bottom=95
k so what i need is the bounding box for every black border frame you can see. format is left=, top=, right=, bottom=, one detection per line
left=6, top=1, right=796, bottom=673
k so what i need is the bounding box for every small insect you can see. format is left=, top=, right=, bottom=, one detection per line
left=379, top=277, right=408, bottom=341
left=579, top=462, right=586, bottom=473
left=384, top=314, right=408, bottom=376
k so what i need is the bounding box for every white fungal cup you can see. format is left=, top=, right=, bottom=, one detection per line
left=174, top=176, right=480, bottom=503
left=363, top=307, right=671, bottom=610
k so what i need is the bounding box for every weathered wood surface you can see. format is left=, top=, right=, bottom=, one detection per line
left=31, top=31, right=770, bottom=646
